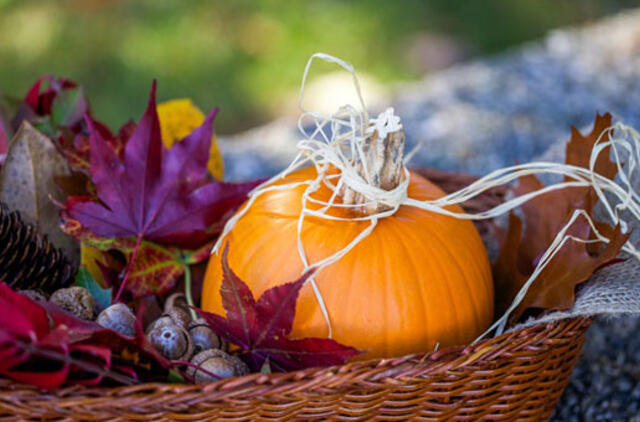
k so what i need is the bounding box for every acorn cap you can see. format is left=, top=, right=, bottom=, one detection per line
left=164, top=292, right=188, bottom=313
left=165, top=306, right=191, bottom=328
left=188, top=318, right=225, bottom=353
left=187, top=349, right=249, bottom=383
left=97, top=303, right=136, bottom=337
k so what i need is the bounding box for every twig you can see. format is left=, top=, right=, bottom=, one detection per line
left=182, top=259, right=197, bottom=320
left=171, top=359, right=221, bottom=382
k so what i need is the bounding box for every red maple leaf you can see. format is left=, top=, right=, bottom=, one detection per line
left=197, top=246, right=361, bottom=372
left=9, top=74, right=116, bottom=175
left=23, top=75, right=79, bottom=118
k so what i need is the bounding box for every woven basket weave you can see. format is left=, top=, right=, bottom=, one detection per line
left=0, top=317, right=591, bottom=421
left=0, top=169, right=591, bottom=420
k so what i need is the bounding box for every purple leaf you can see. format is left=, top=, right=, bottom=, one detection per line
left=197, top=248, right=361, bottom=372
left=64, top=82, right=261, bottom=250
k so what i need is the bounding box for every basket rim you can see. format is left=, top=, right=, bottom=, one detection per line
left=0, top=317, right=591, bottom=401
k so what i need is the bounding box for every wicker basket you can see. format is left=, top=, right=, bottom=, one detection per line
left=0, top=317, right=591, bottom=421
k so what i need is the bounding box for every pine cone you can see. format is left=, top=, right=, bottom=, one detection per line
left=0, top=202, right=75, bottom=293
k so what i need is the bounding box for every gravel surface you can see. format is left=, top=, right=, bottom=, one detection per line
left=219, top=9, right=640, bottom=420
left=552, top=317, right=640, bottom=422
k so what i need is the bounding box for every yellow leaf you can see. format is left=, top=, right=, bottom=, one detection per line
left=81, top=244, right=108, bottom=284
left=157, top=99, right=224, bottom=179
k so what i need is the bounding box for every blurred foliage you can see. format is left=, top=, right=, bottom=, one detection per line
left=0, top=0, right=635, bottom=133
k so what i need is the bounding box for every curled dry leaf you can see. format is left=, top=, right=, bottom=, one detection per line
left=494, top=112, right=628, bottom=323
left=0, top=121, right=79, bottom=266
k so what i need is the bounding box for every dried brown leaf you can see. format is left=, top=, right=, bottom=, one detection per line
left=494, top=113, right=627, bottom=323
left=0, top=122, right=79, bottom=265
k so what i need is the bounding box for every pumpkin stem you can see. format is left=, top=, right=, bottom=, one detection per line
left=341, top=108, right=405, bottom=214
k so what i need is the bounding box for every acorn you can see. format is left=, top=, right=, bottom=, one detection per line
left=188, top=318, right=225, bottom=354
left=147, top=322, right=194, bottom=361
left=145, top=307, right=191, bottom=334
left=187, top=349, right=249, bottom=383
left=50, top=286, right=96, bottom=320
left=164, top=292, right=188, bottom=312
left=97, top=303, right=136, bottom=337
left=165, top=306, right=191, bottom=329
left=145, top=314, right=174, bottom=334
left=18, top=289, right=47, bottom=302
left=163, top=293, right=191, bottom=328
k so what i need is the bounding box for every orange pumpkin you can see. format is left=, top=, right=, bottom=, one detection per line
left=202, top=166, right=494, bottom=359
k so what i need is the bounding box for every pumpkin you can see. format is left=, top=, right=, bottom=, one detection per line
left=201, top=162, right=494, bottom=359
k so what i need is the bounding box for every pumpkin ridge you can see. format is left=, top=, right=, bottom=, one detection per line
left=402, top=215, right=463, bottom=345
left=242, top=218, right=297, bottom=272
left=461, top=227, right=494, bottom=317
left=377, top=223, right=391, bottom=358
left=388, top=217, right=429, bottom=353
left=424, top=215, right=488, bottom=339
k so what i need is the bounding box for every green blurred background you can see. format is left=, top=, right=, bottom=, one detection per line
left=0, top=0, right=635, bottom=133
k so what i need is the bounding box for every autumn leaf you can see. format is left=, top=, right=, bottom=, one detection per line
left=197, top=246, right=361, bottom=372
left=0, top=121, right=80, bottom=265
left=0, top=91, right=11, bottom=163
left=11, top=75, right=87, bottom=136
left=63, top=81, right=259, bottom=250
left=61, top=81, right=260, bottom=298
left=42, top=299, right=172, bottom=382
left=494, top=112, right=628, bottom=322
left=9, top=75, right=117, bottom=176
left=62, top=216, right=213, bottom=298
left=61, top=120, right=131, bottom=175
left=8, top=75, right=76, bottom=132
left=75, top=267, right=112, bottom=312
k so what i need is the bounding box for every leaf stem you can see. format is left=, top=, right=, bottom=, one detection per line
left=182, top=261, right=197, bottom=320
left=114, top=234, right=143, bottom=303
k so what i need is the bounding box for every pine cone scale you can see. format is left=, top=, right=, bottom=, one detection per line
left=0, top=203, right=75, bottom=293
